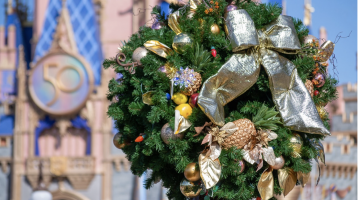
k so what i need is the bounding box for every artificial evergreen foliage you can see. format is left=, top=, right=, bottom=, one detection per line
left=104, top=0, right=338, bottom=199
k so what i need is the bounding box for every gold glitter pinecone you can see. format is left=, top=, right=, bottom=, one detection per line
left=305, top=79, right=314, bottom=97
left=222, top=119, right=257, bottom=150
left=183, top=72, right=202, bottom=96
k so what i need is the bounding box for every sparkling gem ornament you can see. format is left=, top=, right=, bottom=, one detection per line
left=184, top=163, right=200, bottom=182
left=173, top=67, right=202, bottom=96
left=221, top=119, right=256, bottom=150
left=211, top=46, right=217, bottom=57
left=305, top=79, right=314, bottom=97
left=290, top=133, right=303, bottom=158
left=175, top=103, right=193, bottom=119
left=161, top=123, right=184, bottom=144
left=151, top=21, right=165, bottom=30
left=312, top=73, right=326, bottom=88
left=210, top=24, right=220, bottom=35
left=189, top=93, right=199, bottom=107
left=271, top=156, right=285, bottom=170
left=314, top=90, right=319, bottom=96
left=113, top=133, right=125, bottom=149
left=172, top=93, right=188, bottom=105
left=180, top=179, right=203, bottom=198
left=132, top=46, right=148, bottom=62
left=316, top=105, right=328, bottom=120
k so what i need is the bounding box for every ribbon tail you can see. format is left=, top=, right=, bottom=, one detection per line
left=261, top=49, right=330, bottom=136
left=198, top=53, right=260, bottom=126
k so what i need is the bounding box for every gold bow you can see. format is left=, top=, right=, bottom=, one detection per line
left=197, top=9, right=330, bottom=136
left=202, top=122, right=238, bottom=146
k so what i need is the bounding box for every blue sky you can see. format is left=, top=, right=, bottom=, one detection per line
left=0, top=0, right=356, bottom=84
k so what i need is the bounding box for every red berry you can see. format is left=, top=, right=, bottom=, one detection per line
left=135, top=136, right=144, bottom=142
left=314, top=90, right=319, bottom=96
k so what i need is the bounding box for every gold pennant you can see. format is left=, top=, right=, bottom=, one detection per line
left=297, top=171, right=310, bottom=188
left=257, top=166, right=274, bottom=200
left=144, top=40, right=173, bottom=58
left=199, top=153, right=221, bottom=189
left=168, top=11, right=182, bottom=35
left=197, top=9, right=330, bottom=136
left=278, top=168, right=297, bottom=196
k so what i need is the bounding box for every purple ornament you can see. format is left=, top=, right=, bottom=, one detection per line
left=238, top=160, right=245, bottom=174
left=158, top=66, right=168, bottom=74
left=225, top=4, right=238, bottom=13
left=313, top=73, right=326, bottom=88
left=152, top=21, right=165, bottom=30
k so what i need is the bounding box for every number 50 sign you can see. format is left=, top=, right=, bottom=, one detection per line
left=29, top=52, right=94, bottom=116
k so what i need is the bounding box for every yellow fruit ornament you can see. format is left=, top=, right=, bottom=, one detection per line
left=175, top=104, right=192, bottom=119
left=172, top=93, right=188, bottom=105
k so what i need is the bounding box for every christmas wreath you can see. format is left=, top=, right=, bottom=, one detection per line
left=105, top=0, right=338, bottom=199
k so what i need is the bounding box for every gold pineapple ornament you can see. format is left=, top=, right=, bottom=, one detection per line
left=222, top=119, right=256, bottom=149
left=183, top=72, right=202, bottom=96
left=305, top=79, right=314, bottom=97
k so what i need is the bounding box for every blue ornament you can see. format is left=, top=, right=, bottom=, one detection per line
left=166, top=93, right=171, bottom=100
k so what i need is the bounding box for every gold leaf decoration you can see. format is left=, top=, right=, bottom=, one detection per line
left=297, top=171, right=310, bottom=188
left=257, top=166, right=274, bottom=200
left=198, top=153, right=221, bottom=189
left=278, top=168, right=298, bottom=196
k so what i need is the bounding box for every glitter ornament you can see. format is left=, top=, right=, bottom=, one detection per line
left=161, top=123, right=184, bottom=144
left=290, top=133, right=303, bottom=158
left=271, top=156, right=285, bottom=170
left=316, top=105, right=328, bottom=120
left=312, top=73, right=326, bottom=88
left=173, top=67, right=202, bottom=96
left=132, top=46, right=148, bottom=62
left=184, top=163, right=200, bottom=182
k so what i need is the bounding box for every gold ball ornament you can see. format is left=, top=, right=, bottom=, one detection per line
left=180, top=179, right=203, bottom=198
left=113, top=133, right=126, bottom=149
left=210, top=24, right=220, bottom=35
left=271, top=156, right=285, bottom=170
left=132, top=46, right=148, bottom=62
left=290, top=133, right=303, bottom=158
left=172, top=33, right=193, bottom=54
left=175, top=104, right=193, bottom=119
left=184, top=163, right=200, bottom=182
left=161, top=123, right=184, bottom=144
left=172, top=93, right=188, bottom=105
left=316, top=105, right=328, bottom=120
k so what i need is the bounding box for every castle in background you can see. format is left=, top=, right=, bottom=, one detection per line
left=0, top=0, right=356, bottom=200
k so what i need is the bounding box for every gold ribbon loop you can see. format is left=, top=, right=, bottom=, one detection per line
left=144, top=40, right=173, bottom=58
left=168, top=11, right=182, bottom=35
left=198, top=9, right=330, bottom=136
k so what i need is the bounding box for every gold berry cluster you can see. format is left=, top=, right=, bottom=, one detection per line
left=205, top=1, right=220, bottom=14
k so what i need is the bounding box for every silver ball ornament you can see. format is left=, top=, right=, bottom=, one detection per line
left=132, top=46, right=148, bottom=62
left=151, top=21, right=165, bottom=30
left=172, top=33, right=193, bottom=54
left=271, top=156, right=285, bottom=170
left=161, top=123, right=184, bottom=144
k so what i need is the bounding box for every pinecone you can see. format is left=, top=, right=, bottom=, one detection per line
left=305, top=79, right=314, bottom=97
left=222, top=119, right=257, bottom=150
left=183, top=72, right=202, bottom=96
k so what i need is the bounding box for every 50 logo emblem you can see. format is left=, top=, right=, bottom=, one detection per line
left=43, top=63, right=84, bottom=106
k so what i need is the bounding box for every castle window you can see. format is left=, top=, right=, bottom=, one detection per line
left=0, top=137, right=8, bottom=147
left=341, top=144, right=350, bottom=154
